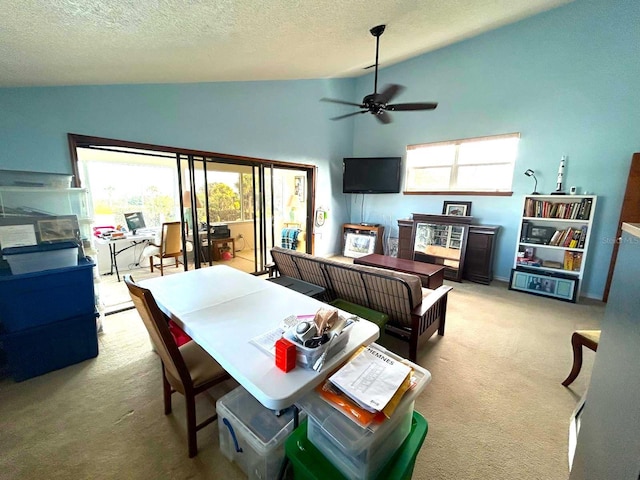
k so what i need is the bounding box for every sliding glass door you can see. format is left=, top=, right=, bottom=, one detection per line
left=69, top=134, right=315, bottom=278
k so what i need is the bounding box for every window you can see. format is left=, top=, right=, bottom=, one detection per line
left=405, top=133, right=520, bottom=193
left=79, top=154, right=180, bottom=228
left=195, top=169, right=255, bottom=223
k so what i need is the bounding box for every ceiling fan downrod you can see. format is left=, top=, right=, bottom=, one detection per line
left=370, top=25, right=385, bottom=96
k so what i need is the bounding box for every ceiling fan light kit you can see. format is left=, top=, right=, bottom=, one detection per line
left=321, top=24, right=438, bottom=124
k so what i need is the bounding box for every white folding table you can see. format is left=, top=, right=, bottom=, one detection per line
left=95, top=232, right=156, bottom=281
left=140, top=265, right=380, bottom=411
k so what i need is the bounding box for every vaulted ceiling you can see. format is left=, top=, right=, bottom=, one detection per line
left=0, top=0, right=571, bottom=87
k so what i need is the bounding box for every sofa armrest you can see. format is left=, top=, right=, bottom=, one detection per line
left=411, top=285, right=453, bottom=319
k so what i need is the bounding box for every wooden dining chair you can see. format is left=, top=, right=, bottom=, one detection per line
left=143, top=222, right=185, bottom=276
left=562, top=330, right=601, bottom=387
left=124, top=275, right=231, bottom=457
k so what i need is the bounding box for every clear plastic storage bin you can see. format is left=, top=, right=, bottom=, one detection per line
left=217, top=385, right=305, bottom=480
left=2, top=242, right=78, bottom=275
left=296, top=343, right=431, bottom=480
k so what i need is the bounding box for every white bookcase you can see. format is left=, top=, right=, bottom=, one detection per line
left=510, top=195, right=596, bottom=301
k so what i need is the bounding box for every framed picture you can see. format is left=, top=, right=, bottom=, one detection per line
left=442, top=201, right=472, bottom=216
left=37, top=217, right=78, bottom=242
left=294, top=175, right=305, bottom=202
left=343, top=232, right=376, bottom=258
left=509, top=268, right=579, bottom=303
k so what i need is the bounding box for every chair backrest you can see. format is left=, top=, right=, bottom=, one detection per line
left=124, top=275, right=191, bottom=391
left=161, top=222, right=183, bottom=256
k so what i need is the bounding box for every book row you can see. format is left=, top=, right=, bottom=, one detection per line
left=523, top=197, right=593, bottom=220
left=520, top=222, right=588, bottom=249
left=548, top=226, right=588, bottom=249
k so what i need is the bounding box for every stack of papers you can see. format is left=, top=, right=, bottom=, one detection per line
left=329, top=345, right=412, bottom=413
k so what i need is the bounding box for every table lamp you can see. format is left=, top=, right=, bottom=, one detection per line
left=524, top=169, right=539, bottom=195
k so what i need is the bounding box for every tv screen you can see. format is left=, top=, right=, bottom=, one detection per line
left=343, top=157, right=402, bottom=194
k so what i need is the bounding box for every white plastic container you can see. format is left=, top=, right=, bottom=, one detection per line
left=283, top=322, right=353, bottom=369
left=217, top=386, right=305, bottom=480
left=2, top=242, right=78, bottom=275
left=296, top=343, right=431, bottom=480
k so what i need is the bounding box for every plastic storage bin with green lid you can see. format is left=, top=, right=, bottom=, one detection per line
left=285, top=412, right=428, bottom=480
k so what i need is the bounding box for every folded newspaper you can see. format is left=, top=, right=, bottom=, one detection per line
left=329, top=344, right=412, bottom=413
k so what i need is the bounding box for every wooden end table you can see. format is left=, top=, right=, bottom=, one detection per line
left=210, top=237, right=235, bottom=261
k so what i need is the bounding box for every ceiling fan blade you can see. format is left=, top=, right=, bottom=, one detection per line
left=386, top=102, right=438, bottom=111
left=375, top=111, right=392, bottom=124
left=375, top=84, right=404, bottom=104
left=330, top=111, right=367, bottom=121
left=321, top=98, right=364, bottom=108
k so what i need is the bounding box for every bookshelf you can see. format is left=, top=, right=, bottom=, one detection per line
left=511, top=195, right=596, bottom=301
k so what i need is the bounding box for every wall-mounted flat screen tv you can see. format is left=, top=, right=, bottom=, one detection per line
left=343, top=157, right=402, bottom=194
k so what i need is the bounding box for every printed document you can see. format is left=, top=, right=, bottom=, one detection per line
left=329, top=344, right=411, bottom=412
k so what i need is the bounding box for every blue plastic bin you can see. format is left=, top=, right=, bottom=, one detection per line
left=0, top=258, right=95, bottom=333
left=1, top=311, right=99, bottom=382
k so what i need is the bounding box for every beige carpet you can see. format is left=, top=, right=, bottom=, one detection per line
left=0, top=278, right=602, bottom=479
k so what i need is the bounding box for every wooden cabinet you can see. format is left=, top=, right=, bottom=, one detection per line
left=398, top=217, right=500, bottom=284
left=342, top=223, right=384, bottom=257
left=398, top=220, right=413, bottom=260
left=463, top=225, right=500, bottom=284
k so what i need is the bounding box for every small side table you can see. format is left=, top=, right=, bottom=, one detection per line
left=211, top=237, right=235, bottom=261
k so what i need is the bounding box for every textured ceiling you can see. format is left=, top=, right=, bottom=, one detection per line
left=0, top=0, right=571, bottom=87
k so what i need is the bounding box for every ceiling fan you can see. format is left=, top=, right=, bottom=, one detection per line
left=322, top=24, right=438, bottom=124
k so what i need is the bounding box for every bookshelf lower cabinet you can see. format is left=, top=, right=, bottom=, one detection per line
left=510, top=195, right=596, bottom=302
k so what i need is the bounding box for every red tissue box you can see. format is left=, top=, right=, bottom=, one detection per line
left=275, top=338, right=297, bottom=372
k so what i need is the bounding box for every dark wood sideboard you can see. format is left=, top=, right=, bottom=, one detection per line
left=398, top=218, right=500, bottom=284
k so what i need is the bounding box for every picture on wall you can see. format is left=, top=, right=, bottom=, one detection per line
left=294, top=175, right=305, bottom=202
left=443, top=201, right=472, bottom=216
left=509, top=268, right=579, bottom=303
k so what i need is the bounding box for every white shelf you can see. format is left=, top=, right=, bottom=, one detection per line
left=0, top=184, right=93, bottom=241
left=512, top=195, right=597, bottom=301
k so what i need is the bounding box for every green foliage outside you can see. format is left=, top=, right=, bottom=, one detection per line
left=196, top=175, right=254, bottom=223
left=94, top=185, right=176, bottom=227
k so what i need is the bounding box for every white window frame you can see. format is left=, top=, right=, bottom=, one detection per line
left=405, top=133, right=520, bottom=193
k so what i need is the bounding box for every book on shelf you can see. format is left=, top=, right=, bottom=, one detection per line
left=577, top=225, right=588, bottom=249
left=542, top=260, right=563, bottom=269
left=564, top=251, right=583, bottom=271
left=569, top=229, right=582, bottom=248
left=517, top=257, right=542, bottom=267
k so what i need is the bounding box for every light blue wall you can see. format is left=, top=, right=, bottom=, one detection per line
left=0, top=79, right=356, bottom=256
left=349, top=0, right=640, bottom=298
left=0, top=0, right=638, bottom=297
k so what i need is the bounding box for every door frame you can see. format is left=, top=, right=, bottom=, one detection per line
left=67, top=133, right=316, bottom=273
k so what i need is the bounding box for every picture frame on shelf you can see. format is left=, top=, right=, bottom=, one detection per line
left=442, top=201, right=472, bottom=216
left=509, top=268, right=579, bottom=303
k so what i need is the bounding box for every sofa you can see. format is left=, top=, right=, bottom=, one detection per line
left=270, top=246, right=452, bottom=361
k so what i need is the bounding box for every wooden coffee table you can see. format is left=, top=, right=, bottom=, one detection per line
left=354, top=254, right=445, bottom=289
